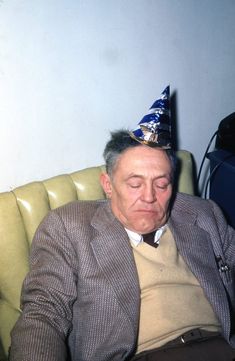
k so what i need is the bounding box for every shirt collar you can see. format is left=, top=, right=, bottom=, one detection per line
left=125, top=225, right=167, bottom=247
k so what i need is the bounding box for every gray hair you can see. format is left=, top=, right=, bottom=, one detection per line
left=103, top=129, right=176, bottom=179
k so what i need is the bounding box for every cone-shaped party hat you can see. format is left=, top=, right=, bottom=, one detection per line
left=130, top=85, right=171, bottom=149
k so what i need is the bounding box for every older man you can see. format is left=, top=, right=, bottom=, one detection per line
left=10, top=88, right=235, bottom=360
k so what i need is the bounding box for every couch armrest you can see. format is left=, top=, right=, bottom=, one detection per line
left=176, top=150, right=195, bottom=195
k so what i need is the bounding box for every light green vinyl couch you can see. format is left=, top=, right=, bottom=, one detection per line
left=0, top=150, right=194, bottom=360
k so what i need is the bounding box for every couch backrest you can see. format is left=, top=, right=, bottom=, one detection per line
left=0, top=150, right=194, bottom=360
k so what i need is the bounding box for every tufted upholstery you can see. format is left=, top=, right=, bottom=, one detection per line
left=0, top=150, right=194, bottom=360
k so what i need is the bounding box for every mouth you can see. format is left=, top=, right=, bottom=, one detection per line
left=135, top=209, right=158, bottom=214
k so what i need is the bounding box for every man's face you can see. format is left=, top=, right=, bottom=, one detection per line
left=100, top=145, right=173, bottom=234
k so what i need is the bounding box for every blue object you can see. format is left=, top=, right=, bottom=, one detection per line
left=207, top=149, right=235, bottom=229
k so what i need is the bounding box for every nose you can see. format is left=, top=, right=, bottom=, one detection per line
left=142, top=184, right=156, bottom=203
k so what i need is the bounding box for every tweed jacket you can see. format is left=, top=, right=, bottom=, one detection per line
left=10, top=192, right=235, bottom=361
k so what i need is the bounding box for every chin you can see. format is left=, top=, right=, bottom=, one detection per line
left=133, top=223, right=159, bottom=234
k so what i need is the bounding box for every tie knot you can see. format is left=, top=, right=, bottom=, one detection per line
left=142, top=231, right=158, bottom=248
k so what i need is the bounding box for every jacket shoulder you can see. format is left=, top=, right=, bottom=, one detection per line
left=171, top=192, right=229, bottom=231
left=172, top=192, right=213, bottom=213
left=56, top=199, right=107, bottom=214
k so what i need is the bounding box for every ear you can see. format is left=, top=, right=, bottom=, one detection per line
left=100, top=172, right=112, bottom=198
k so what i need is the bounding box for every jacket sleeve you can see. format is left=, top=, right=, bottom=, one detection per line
left=207, top=199, right=235, bottom=306
left=208, top=199, right=235, bottom=264
left=9, top=210, right=78, bottom=361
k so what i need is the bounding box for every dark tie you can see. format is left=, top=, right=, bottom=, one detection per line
left=142, top=231, right=158, bottom=248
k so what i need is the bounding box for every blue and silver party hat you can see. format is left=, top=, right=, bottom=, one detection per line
left=130, top=86, right=171, bottom=149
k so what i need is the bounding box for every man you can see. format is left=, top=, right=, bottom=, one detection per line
left=10, top=87, right=235, bottom=360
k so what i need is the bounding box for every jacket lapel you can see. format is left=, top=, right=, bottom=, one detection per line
left=169, top=206, right=231, bottom=339
left=90, top=202, right=140, bottom=336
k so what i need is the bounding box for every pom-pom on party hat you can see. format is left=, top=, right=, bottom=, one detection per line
left=130, top=85, right=171, bottom=149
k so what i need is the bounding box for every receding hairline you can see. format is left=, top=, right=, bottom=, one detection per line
left=111, top=145, right=174, bottom=178
left=103, top=129, right=175, bottom=178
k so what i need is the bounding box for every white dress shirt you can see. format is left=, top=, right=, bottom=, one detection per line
left=125, top=225, right=167, bottom=247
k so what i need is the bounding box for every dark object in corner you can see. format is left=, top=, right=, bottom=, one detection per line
left=215, top=112, right=235, bottom=153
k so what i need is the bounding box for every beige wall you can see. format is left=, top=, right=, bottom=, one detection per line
left=0, top=0, right=235, bottom=192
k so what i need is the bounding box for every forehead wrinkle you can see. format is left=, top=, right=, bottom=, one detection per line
left=124, top=173, right=171, bottom=182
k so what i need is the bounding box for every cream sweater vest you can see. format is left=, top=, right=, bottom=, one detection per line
left=131, top=227, right=221, bottom=353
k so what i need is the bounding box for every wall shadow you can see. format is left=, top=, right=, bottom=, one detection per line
left=170, top=90, right=179, bottom=151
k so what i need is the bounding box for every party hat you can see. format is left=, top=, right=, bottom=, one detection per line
left=130, top=85, right=171, bottom=149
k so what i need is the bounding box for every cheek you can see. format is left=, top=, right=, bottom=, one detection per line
left=114, top=189, right=139, bottom=211
left=158, top=190, right=172, bottom=207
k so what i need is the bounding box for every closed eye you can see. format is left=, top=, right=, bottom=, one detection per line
left=157, top=184, right=169, bottom=189
left=155, top=180, right=171, bottom=190
left=128, top=183, right=141, bottom=189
